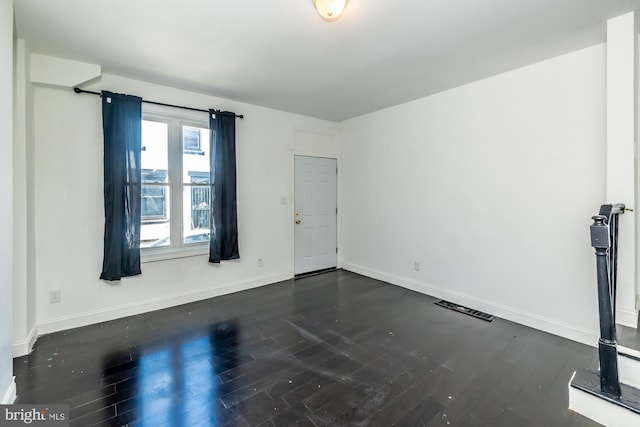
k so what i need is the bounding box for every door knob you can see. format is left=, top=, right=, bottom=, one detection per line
left=295, top=210, right=301, bottom=224
left=295, top=219, right=301, bottom=224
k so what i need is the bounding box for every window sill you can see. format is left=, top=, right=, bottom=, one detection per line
left=141, top=244, right=209, bottom=263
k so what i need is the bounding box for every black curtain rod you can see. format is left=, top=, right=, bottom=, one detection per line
left=73, top=87, right=244, bottom=119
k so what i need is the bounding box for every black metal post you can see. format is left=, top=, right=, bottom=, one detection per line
left=590, top=214, right=621, bottom=397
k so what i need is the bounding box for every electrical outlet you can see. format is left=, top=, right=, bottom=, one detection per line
left=414, top=262, right=420, bottom=272
left=50, top=290, right=62, bottom=304
left=258, top=258, right=264, bottom=268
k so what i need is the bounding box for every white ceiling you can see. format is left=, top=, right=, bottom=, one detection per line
left=13, top=0, right=640, bottom=121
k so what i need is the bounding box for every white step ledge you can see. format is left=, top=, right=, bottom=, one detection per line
left=569, top=369, right=640, bottom=427
left=619, top=350, right=640, bottom=390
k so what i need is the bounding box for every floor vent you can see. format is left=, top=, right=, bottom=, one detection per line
left=435, top=300, right=495, bottom=322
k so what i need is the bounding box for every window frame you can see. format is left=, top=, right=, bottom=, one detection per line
left=140, top=111, right=211, bottom=263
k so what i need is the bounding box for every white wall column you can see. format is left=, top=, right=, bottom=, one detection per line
left=606, top=12, right=638, bottom=327
left=0, top=0, right=16, bottom=404
left=13, top=38, right=37, bottom=357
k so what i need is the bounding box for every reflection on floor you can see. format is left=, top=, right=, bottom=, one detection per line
left=14, top=270, right=601, bottom=426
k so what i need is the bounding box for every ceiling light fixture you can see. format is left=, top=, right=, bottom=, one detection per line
left=313, top=0, right=348, bottom=22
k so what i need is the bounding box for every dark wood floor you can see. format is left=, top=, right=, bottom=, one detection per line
left=14, top=270, right=602, bottom=426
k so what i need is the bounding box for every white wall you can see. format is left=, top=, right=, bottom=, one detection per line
left=29, top=72, right=339, bottom=334
left=1, top=0, right=16, bottom=404
left=340, top=44, right=607, bottom=345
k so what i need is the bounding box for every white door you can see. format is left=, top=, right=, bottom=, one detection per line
left=294, top=156, right=337, bottom=275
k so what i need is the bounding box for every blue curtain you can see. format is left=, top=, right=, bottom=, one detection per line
left=209, top=111, right=240, bottom=263
left=100, top=91, right=143, bottom=281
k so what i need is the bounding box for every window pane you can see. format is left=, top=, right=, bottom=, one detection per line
left=141, top=186, right=171, bottom=248
left=183, top=185, right=210, bottom=244
left=142, top=184, right=167, bottom=219
left=183, top=127, right=201, bottom=152
left=183, top=126, right=210, bottom=184
left=142, top=120, right=168, bottom=182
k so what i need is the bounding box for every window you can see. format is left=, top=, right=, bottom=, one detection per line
left=140, top=113, right=211, bottom=259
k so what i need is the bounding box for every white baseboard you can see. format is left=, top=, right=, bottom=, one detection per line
left=342, top=262, right=598, bottom=347
left=13, top=323, right=38, bottom=358
left=1, top=377, right=16, bottom=404
left=617, top=308, right=638, bottom=329
left=35, top=272, right=291, bottom=337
